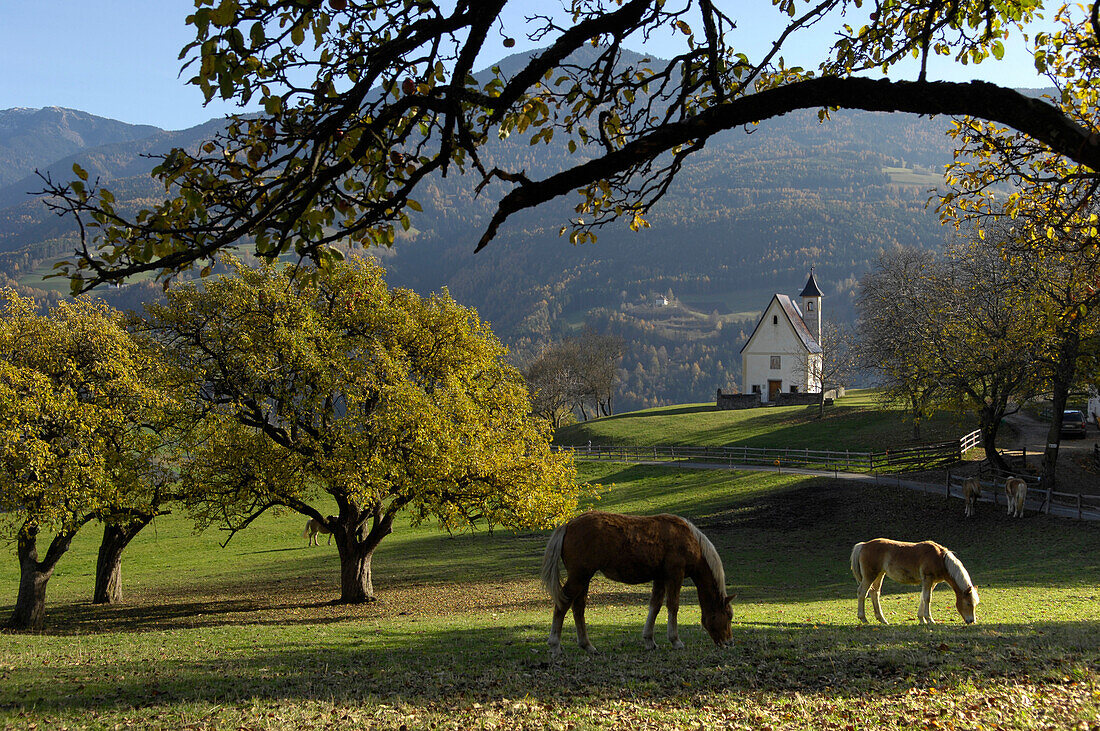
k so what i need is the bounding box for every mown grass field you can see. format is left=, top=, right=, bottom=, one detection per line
left=555, top=389, right=974, bottom=451
left=2, top=459, right=1099, bottom=729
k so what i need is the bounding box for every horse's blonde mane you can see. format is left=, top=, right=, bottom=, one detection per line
left=684, top=519, right=726, bottom=597
left=944, top=551, right=976, bottom=596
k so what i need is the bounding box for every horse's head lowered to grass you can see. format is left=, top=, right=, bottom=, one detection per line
left=702, top=594, right=735, bottom=646
left=685, top=520, right=735, bottom=646
left=946, top=555, right=980, bottom=624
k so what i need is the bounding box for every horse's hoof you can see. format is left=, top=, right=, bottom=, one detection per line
left=644, top=641, right=657, bottom=651
left=670, top=640, right=685, bottom=650
left=583, top=645, right=599, bottom=654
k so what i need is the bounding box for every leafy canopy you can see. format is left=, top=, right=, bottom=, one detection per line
left=0, top=293, right=172, bottom=536
left=144, top=256, right=583, bottom=536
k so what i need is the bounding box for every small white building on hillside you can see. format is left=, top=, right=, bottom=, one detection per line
left=740, top=271, right=823, bottom=403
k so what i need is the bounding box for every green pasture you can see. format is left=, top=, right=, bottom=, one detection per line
left=1, top=460, right=1099, bottom=729
left=556, top=389, right=974, bottom=451
left=882, top=166, right=944, bottom=188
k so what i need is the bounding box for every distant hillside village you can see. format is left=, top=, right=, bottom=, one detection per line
left=717, top=270, right=837, bottom=409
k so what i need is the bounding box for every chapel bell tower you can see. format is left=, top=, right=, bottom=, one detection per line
left=800, top=268, right=823, bottom=342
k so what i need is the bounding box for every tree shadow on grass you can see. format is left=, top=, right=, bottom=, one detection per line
left=11, top=473, right=1099, bottom=637
left=3, top=619, right=1097, bottom=715
left=23, top=596, right=359, bottom=635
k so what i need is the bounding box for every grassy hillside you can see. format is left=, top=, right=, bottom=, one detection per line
left=1, top=459, right=1098, bottom=728
left=556, top=389, right=973, bottom=450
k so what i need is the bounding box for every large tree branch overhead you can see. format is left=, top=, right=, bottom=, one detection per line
left=478, top=77, right=1100, bottom=250
left=33, top=0, right=1099, bottom=290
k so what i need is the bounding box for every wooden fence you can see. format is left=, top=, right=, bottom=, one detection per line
left=558, top=429, right=983, bottom=475
left=945, top=471, right=1100, bottom=521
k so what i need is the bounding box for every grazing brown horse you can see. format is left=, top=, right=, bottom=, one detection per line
left=303, top=516, right=337, bottom=546
left=540, top=511, right=734, bottom=656
left=1005, top=477, right=1027, bottom=518
left=851, top=538, right=979, bottom=625
left=962, top=477, right=981, bottom=518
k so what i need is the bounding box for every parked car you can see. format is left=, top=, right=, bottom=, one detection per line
left=1060, top=409, right=1088, bottom=438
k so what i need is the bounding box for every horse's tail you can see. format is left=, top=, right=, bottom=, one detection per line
left=850, top=542, right=864, bottom=584
left=302, top=519, right=312, bottom=539
left=540, top=523, right=569, bottom=609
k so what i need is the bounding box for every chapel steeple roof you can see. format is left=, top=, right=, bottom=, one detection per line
left=799, top=268, right=824, bottom=298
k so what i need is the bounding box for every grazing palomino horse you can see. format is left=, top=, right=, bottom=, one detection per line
left=962, top=477, right=981, bottom=518
left=1005, top=477, right=1027, bottom=518
left=851, top=538, right=979, bottom=625
left=303, top=516, right=337, bottom=546
left=540, top=511, right=734, bottom=655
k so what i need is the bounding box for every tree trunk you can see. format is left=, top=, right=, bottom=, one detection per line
left=333, top=510, right=394, bottom=603
left=7, top=522, right=79, bottom=631
left=10, top=558, right=51, bottom=632
left=910, top=393, right=922, bottom=441
left=1040, top=331, right=1081, bottom=490
left=93, top=516, right=152, bottom=604
left=980, top=406, right=1009, bottom=473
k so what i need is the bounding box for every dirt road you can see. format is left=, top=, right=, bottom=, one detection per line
left=1000, top=408, right=1100, bottom=493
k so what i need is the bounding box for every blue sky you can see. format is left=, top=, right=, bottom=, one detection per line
left=0, top=1, right=1051, bottom=130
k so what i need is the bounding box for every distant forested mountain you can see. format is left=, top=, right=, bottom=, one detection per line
left=0, top=54, right=1021, bottom=412
left=0, top=107, right=159, bottom=188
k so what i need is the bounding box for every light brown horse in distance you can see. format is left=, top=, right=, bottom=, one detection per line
left=540, top=511, right=734, bottom=655
left=1005, top=477, right=1028, bottom=518
left=962, top=477, right=981, bottom=518
left=851, top=538, right=979, bottom=625
left=303, top=516, right=337, bottom=546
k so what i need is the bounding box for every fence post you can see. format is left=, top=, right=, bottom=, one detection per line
left=1046, top=488, right=1052, bottom=515
left=945, top=469, right=951, bottom=498
left=1078, top=494, right=1083, bottom=520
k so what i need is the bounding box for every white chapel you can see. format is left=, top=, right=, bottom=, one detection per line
left=739, top=270, right=824, bottom=403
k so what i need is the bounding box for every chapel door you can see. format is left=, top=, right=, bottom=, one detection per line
left=767, top=379, right=782, bottom=402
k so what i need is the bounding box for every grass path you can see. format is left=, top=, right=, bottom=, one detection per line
left=1, top=463, right=1099, bottom=728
